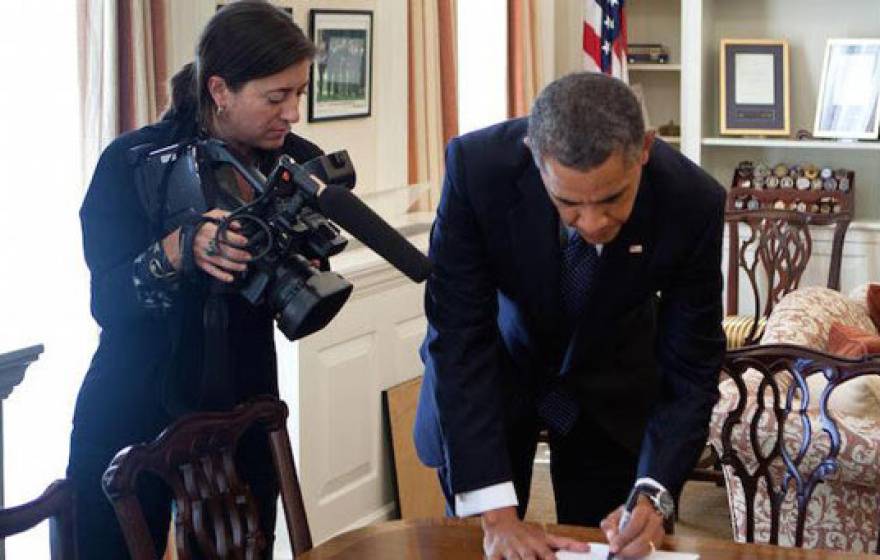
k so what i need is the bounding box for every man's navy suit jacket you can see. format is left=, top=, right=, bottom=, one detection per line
left=414, top=117, right=726, bottom=498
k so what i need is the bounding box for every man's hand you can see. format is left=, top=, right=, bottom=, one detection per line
left=600, top=496, right=666, bottom=558
left=481, top=506, right=589, bottom=560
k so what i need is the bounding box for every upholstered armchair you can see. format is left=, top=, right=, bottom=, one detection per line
left=709, top=285, right=880, bottom=553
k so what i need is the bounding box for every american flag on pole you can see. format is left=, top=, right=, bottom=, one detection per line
left=583, top=0, right=628, bottom=82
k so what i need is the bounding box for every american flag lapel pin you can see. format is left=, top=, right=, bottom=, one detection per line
left=629, top=244, right=644, bottom=254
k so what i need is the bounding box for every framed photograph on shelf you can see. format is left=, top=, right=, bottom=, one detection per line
left=308, top=10, right=373, bottom=122
left=719, top=39, right=790, bottom=136
left=814, top=39, right=880, bottom=140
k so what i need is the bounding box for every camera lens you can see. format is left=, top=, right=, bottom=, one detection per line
left=269, top=263, right=353, bottom=340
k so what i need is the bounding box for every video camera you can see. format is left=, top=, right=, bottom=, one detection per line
left=132, top=138, right=431, bottom=341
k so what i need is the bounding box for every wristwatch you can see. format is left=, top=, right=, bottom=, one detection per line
left=634, top=483, right=675, bottom=520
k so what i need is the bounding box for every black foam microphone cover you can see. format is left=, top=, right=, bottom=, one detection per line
left=318, top=184, right=432, bottom=282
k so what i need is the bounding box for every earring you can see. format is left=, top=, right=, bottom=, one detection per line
left=216, top=105, right=226, bottom=116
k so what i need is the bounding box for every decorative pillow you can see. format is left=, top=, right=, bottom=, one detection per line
left=828, top=322, right=880, bottom=358
left=758, top=287, right=880, bottom=417
left=846, top=283, right=880, bottom=332
left=810, top=322, right=880, bottom=417
left=761, top=287, right=877, bottom=350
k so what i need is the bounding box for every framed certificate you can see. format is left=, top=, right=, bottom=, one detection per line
left=814, top=39, right=880, bottom=140
left=720, top=39, right=790, bottom=136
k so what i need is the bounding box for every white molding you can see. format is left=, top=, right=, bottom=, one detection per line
left=680, top=0, right=704, bottom=162
left=797, top=222, right=880, bottom=238
left=702, top=137, right=880, bottom=151
left=851, top=220, right=880, bottom=232
left=0, top=345, right=43, bottom=400
left=0, top=344, right=42, bottom=531
left=630, top=63, right=681, bottom=72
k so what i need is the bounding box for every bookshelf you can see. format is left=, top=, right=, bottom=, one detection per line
left=680, top=0, right=880, bottom=222
left=628, top=0, right=682, bottom=143
left=555, top=0, right=880, bottom=290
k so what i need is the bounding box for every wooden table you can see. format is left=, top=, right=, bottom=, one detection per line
left=299, top=518, right=877, bottom=559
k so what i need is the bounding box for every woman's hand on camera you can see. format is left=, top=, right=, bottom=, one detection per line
left=161, top=209, right=251, bottom=283
left=195, top=209, right=251, bottom=282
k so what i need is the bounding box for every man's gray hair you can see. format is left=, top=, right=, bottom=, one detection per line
left=527, top=72, right=645, bottom=171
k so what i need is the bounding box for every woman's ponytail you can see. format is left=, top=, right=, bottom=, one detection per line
left=164, top=62, right=199, bottom=124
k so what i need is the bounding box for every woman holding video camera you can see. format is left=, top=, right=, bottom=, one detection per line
left=67, top=2, right=323, bottom=557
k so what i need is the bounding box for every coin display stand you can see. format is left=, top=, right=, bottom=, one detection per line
left=726, top=161, right=855, bottom=221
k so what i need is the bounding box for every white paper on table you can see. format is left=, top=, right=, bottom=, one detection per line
left=556, top=543, right=699, bottom=560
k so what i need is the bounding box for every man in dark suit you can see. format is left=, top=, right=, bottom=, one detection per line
left=414, top=72, right=726, bottom=559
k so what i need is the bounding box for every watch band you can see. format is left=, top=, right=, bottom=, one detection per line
left=633, top=483, right=675, bottom=521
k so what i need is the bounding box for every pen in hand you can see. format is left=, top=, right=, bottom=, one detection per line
left=607, top=486, right=641, bottom=560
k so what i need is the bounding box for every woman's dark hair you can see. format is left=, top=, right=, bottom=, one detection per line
left=165, top=0, right=315, bottom=129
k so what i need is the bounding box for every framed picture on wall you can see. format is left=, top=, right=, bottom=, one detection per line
left=308, top=10, right=373, bottom=122
left=814, top=39, right=880, bottom=140
left=719, top=39, right=790, bottom=136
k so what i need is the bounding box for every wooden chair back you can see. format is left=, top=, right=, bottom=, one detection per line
left=102, top=396, right=311, bottom=559
left=724, top=164, right=854, bottom=347
left=717, top=344, right=880, bottom=549
left=725, top=208, right=851, bottom=346
left=0, top=479, right=76, bottom=559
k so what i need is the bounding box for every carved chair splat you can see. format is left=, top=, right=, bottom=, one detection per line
left=102, top=396, right=311, bottom=560
left=717, top=344, right=880, bottom=549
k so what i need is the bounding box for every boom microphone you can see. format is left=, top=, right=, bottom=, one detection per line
left=317, top=184, right=432, bottom=282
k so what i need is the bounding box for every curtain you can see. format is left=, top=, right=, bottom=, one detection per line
left=507, top=0, right=544, bottom=118
left=78, top=0, right=169, bottom=185
left=118, top=0, right=169, bottom=133
left=407, top=0, right=458, bottom=209
left=78, top=0, right=118, bottom=185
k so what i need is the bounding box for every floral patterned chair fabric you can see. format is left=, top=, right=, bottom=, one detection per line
left=709, top=286, right=880, bottom=553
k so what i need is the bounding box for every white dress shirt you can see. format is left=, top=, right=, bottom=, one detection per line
left=455, top=478, right=669, bottom=517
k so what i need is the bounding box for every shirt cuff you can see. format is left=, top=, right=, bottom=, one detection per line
left=455, top=482, right=519, bottom=517
left=634, top=477, right=668, bottom=495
